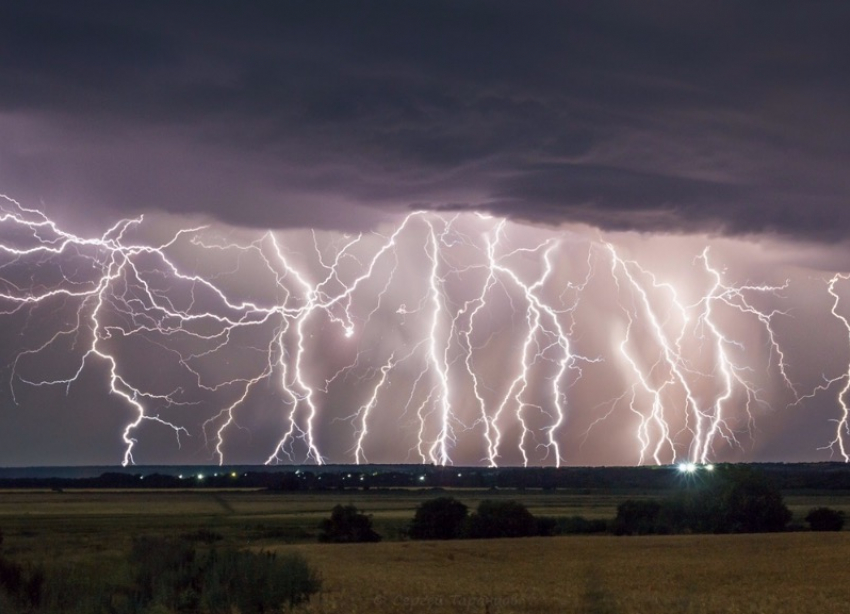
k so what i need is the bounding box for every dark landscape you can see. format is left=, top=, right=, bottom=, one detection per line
left=1, top=462, right=849, bottom=612
left=2, top=2, right=850, bottom=612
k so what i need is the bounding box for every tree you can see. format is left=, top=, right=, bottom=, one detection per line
left=318, top=504, right=381, bottom=543
left=805, top=507, right=845, bottom=532
left=613, top=499, right=662, bottom=535
left=712, top=466, right=791, bottom=533
left=409, top=497, right=468, bottom=540
left=465, top=500, right=537, bottom=539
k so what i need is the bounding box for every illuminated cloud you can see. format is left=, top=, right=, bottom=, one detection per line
left=0, top=2, right=848, bottom=240
left=0, top=3, right=848, bottom=466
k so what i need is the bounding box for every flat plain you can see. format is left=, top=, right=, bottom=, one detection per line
left=1, top=488, right=849, bottom=613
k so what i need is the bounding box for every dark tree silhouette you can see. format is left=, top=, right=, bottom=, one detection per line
left=318, top=504, right=382, bottom=543
left=409, top=497, right=469, bottom=540
left=465, top=500, right=537, bottom=539
left=613, top=499, right=662, bottom=535
left=712, top=466, right=791, bottom=533
left=805, top=507, right=845, bottom=532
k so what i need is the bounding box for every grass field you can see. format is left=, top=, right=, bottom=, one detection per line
left=1, top=488, right=850, bottom=612
left=0, top=487, right=651, bottom=561
left=284, top=533, right=850, bottom=614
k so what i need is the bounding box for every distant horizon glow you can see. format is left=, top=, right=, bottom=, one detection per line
left=0, top=194, right=848, bottom=468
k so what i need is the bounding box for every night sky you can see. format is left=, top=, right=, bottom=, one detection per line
left=1, top=2, right=849, bottom=467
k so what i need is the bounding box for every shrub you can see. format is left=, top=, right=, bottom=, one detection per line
left=130, top=536, right=320, bottom=613
left=805, top=507, right=846, bottom=532
left=611, top=466, right=792, bottom=536
left=130, top=536, right=198, bottom=609
left=197, top=548, right=319, bottom=613
left=465, top=500, right=537, bottom=539
left=180, top=528, right=223, bottom=544
left=613, top=499, right=662, bottom=535
left=318, top=504, right=381, bottom=543
left=534, top=516, right=559, bottom=537
left=557, top=516, right=608, bottom=535
left=0, top=556, right=44, bottom=611
left=409, top=497, right=468, bottom=540
left=713, top=466, right=791, bottom=533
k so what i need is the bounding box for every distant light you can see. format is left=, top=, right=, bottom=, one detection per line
left=705, top=464, right=715, bottom=472
left=178, top=474, right=184, bottom=479
left=197, top=473, right=204, bottom=480
left=419, top=475, right=426, bottom=482
left=231, top=472, right=237, bottom=478
left=457, top=473, right=462, bottom=478
left=678, top=462, right=697, bottom=474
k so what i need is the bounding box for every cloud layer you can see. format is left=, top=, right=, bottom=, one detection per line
left=1, top=2, right=848, bottom=239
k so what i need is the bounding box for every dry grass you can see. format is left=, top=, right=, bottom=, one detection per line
left=3, top=487, right=850, bottom=612
left=283, top=533, right=850, bottom=614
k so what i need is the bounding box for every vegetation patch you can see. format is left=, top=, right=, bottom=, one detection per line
left=0, top=535, right=320, bottom=614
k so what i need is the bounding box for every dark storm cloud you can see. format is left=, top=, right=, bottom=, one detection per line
left=0, top=1, right=848, bottom=237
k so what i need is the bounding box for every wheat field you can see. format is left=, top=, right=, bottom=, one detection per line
left=284, top=532, right=850, bottom=614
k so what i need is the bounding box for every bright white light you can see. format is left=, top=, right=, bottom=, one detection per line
left=678, top=462, right=697, bottom=474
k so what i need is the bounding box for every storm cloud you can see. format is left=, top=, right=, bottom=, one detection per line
left=1, top=1, right=847, bottom=239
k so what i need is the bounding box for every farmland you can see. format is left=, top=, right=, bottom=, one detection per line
left=1, top=486, right=849, bottom=612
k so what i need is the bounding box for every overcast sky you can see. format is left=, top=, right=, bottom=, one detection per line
left=1, top=2, right=849, bottom=467
left=1, top=1, right=848, bottom=239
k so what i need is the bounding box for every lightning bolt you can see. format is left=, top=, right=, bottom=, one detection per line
left=0, top=193, right=842, bottom=467
left=605, top=243, right=796, bottom=465
left=821, top=274, right=850, bottom=461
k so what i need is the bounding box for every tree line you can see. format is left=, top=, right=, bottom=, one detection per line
left=318, top=466, right=846, bottom=543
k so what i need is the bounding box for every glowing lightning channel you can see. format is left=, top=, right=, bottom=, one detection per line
left=825, top=274, right=850, bottom=461
left=0, top=193, right=837, bottom=467
left=605, top=243, right=797, bottom=465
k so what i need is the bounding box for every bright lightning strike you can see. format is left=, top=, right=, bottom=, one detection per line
left=0, top=193, right=841, bottom=466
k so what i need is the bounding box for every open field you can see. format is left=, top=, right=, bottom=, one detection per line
left=283, top=533, right=850, bottom=614
left=1, top=488, right=850, bottom=612
left=1, top=488, right=850, bottom=557
left=284, top=533, right=850, bottom=614
left=0, top=487, right=653, bottom=561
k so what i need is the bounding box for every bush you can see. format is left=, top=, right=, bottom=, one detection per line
left=129, top=536, right=320, bottom=613
left=409, top=497, right=468, bottom=540
left=534, top=516, right=558, bottom=537
left=613, top=499, right=662, bottom=535
left=805, top=507, right=846, bottom=532
left=611, top=467, right=791, bottom=536
left=180, top=528, right=223, bottom=544
left=713, top=466, right=791, bottom=533
left=465, top=500, right=537, bottom=539
left=318, top=504, right=381, bottom=543
left=556, top=516, right=608, bottom=535
left=1, top=535, right=321, bottom=614
left=0, top=556, right=44, bottom=611
left=197, top=549, right=319, bottom=613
